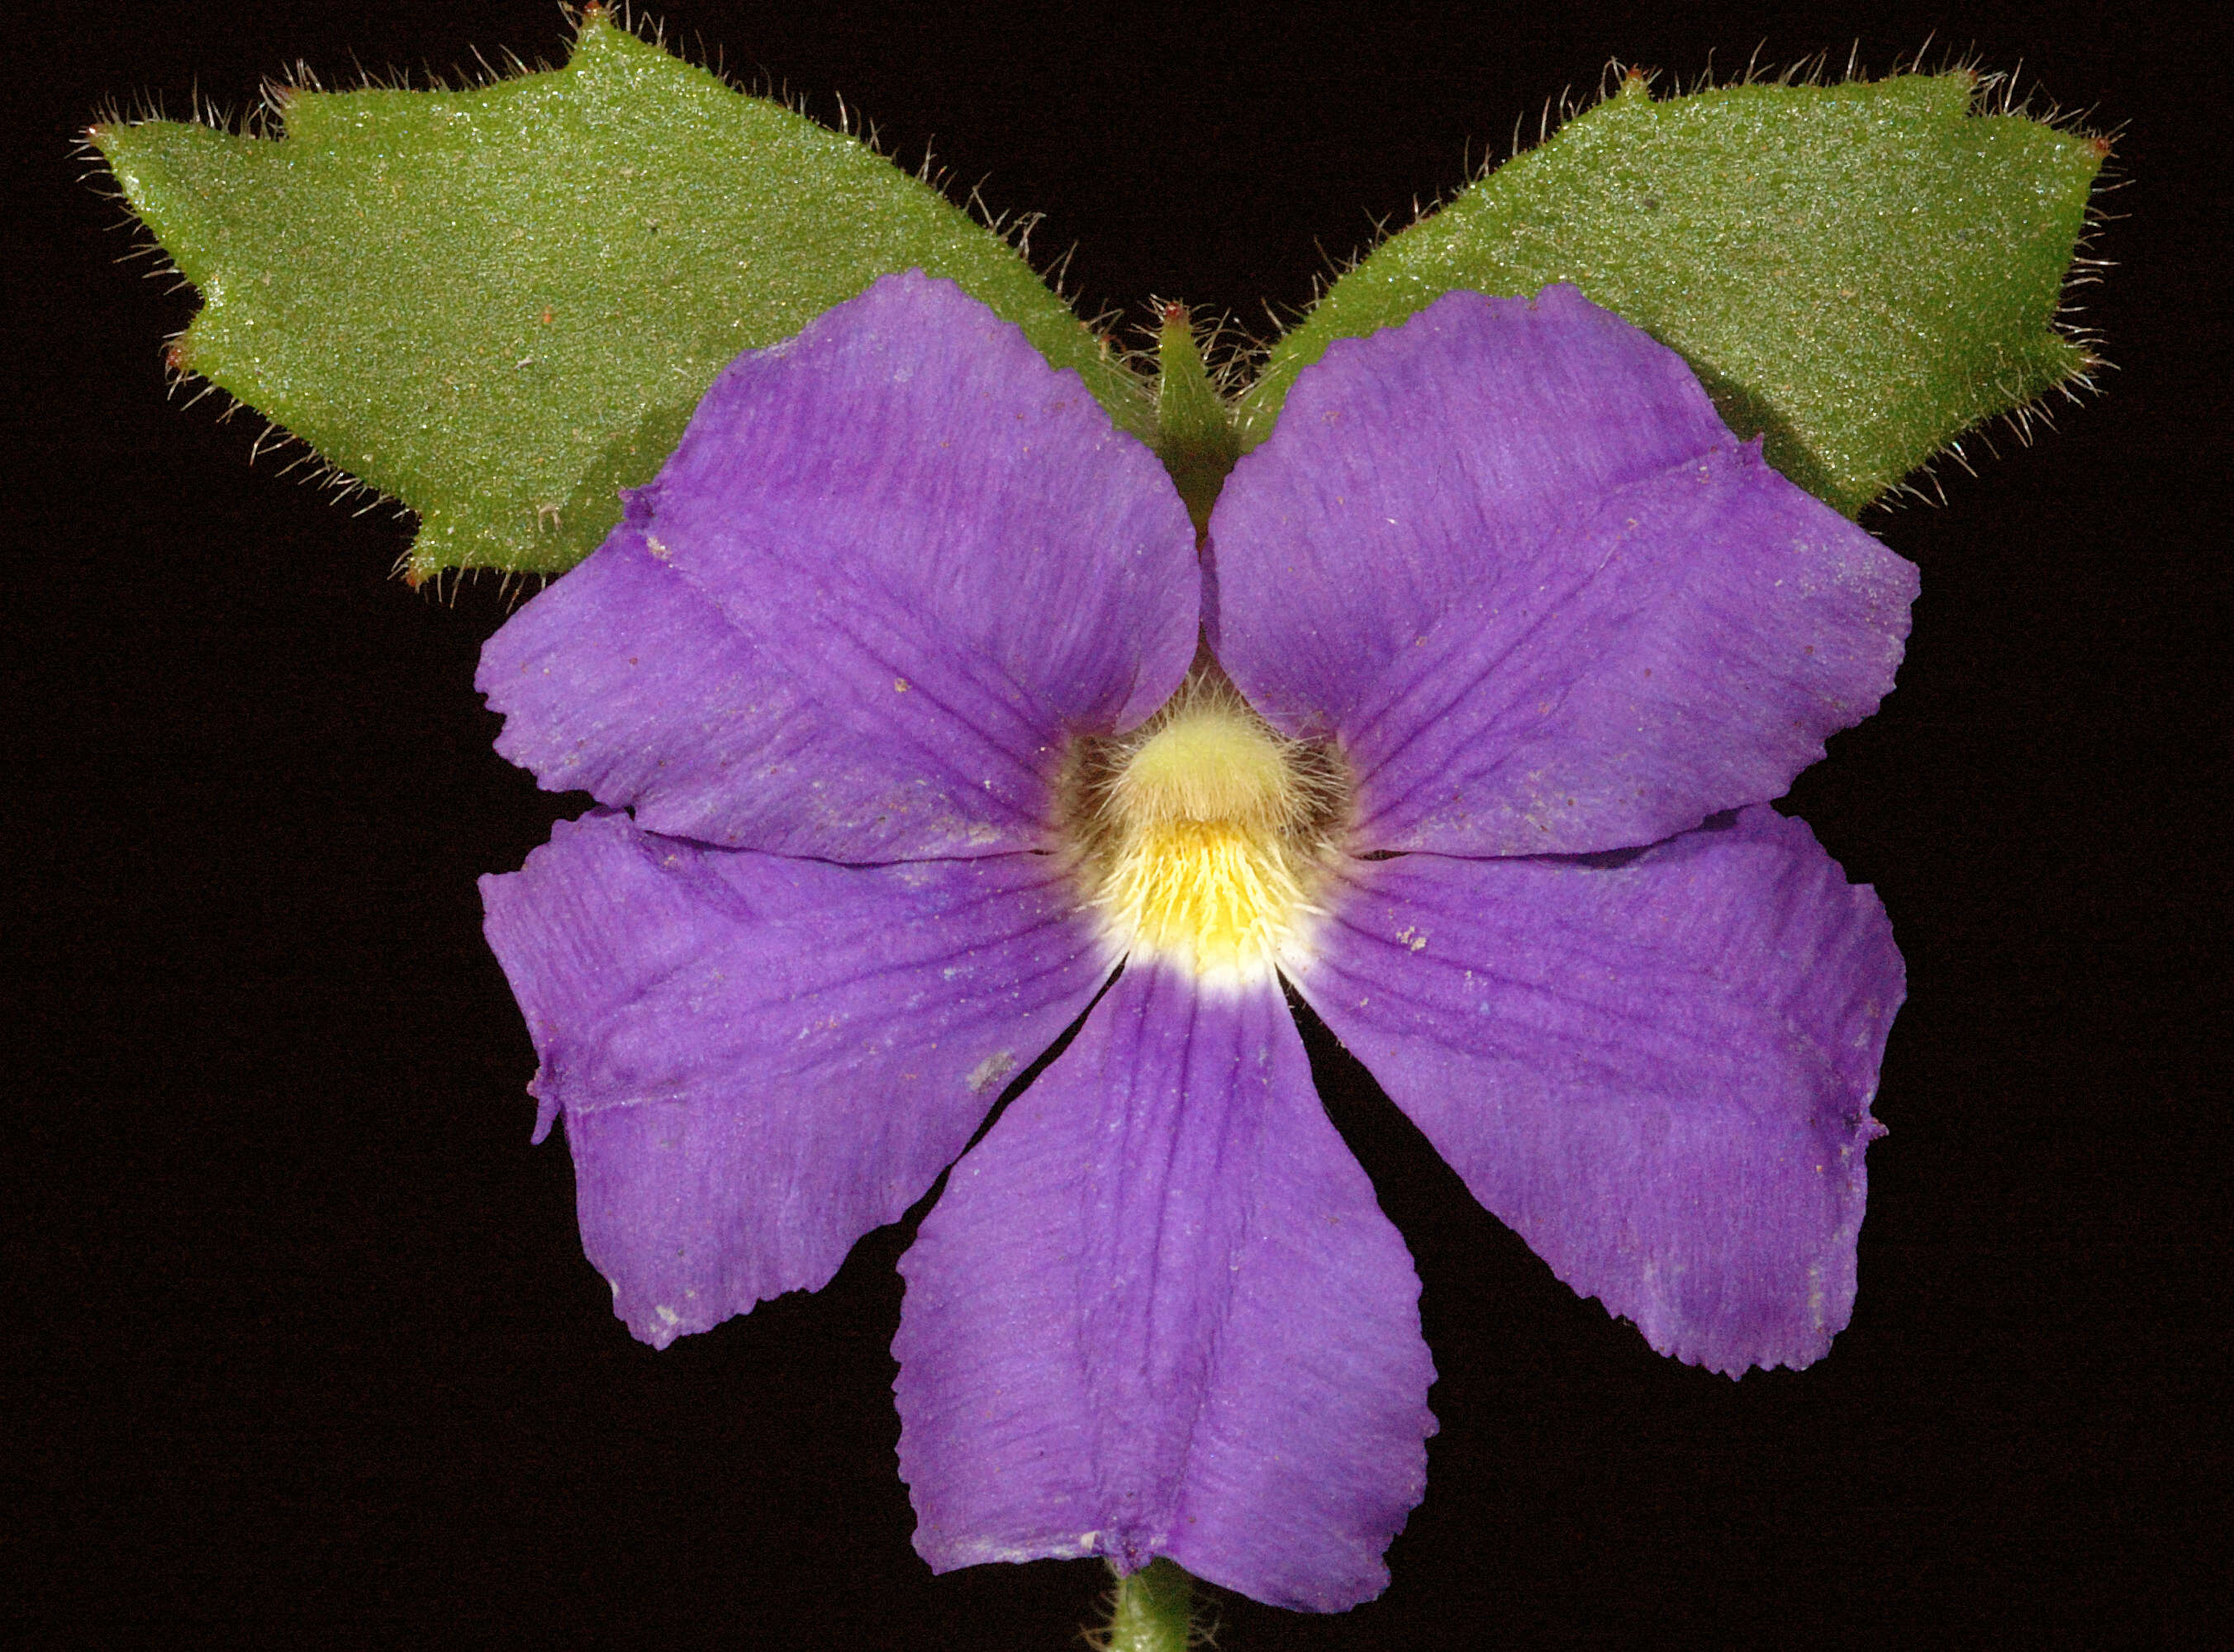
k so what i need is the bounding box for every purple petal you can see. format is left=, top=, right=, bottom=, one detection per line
left=1210, top=285, right=1915, bottom=854
left=479, top=810, right=1113, bottom=1348
left=893, top=966, right=1435, bottom=1612
left=1210, top=285, right=1728, bottom=726
left=1340, top=441, right=1916, bottom=853
left=480, top=272, right=1198, bottom=862
left=1290, top=807, right=1902, bottom=1376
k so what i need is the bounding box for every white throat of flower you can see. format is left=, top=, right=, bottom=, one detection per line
left=1060, top=665, right=1349, bottom=990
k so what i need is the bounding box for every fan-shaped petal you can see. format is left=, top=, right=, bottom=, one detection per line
left=480, top=272, right=1198, bottom=862
left=480, top=810, right=1113, bottom=1346
left=894, top=966, right=1435, bottom=1611
left=1210, top=286, right=1914, bottom=855
left=1290, top=807, right=1901, bottom=1375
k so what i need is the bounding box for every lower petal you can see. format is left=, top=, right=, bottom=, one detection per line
left=893, top=966, right=1435, bottom=1612
left=480, top=811, right=1111, bottom=1347
left=1290, top=807, right=1902, bottom=1377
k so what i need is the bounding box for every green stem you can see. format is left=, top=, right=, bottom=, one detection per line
left=1100, top=1559, right=1199, bottom=1652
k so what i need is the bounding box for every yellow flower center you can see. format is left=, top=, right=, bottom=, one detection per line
left=1061, top=667, right=1348, bottom=988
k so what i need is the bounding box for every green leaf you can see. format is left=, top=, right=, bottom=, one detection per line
left=93, top=13, right=1148, bottom=580
left=1240, top=70, right=2105, bottom=515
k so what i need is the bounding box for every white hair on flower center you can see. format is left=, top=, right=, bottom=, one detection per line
left=1059, top=663, right=1349, bottom=989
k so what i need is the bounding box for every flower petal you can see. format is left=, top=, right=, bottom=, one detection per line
left=1290, top=807, right=1901, bottom=1376
left=479, top=810, right=1113, bottom=1348
left=1211, top=285, right=1728, bottom=726
left=1340, top=441, right=1915, bottom=854
left=1210, top=285, right=1915, bottom=854
left=893, top=966, right=1435, bottom=1612
left=479, top=272, right=1198, bottom=862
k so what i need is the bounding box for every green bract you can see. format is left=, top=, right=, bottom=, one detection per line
left=1248, top=70, right=2104, bottom=515
left=92, top=15, right=1148, bottom=580
left=94, top=21, right=2103, bottom=577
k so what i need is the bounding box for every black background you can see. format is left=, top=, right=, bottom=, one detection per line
left=10, top=2, right=2224, bottom=1645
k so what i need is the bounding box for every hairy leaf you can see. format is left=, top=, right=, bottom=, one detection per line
left=93, top=14, right=1147, bottom=579
left=1242, top=71, right=2104, bottom=515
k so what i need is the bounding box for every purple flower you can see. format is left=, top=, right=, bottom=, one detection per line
left=477, top=272, right=1914, bottom=1612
